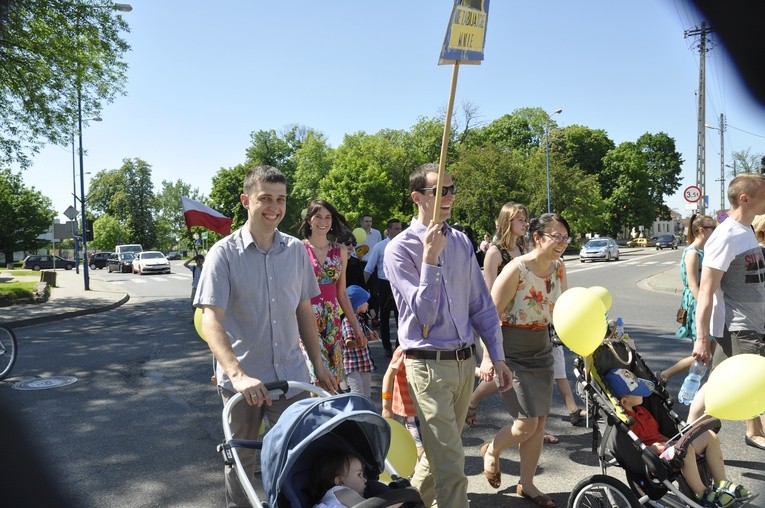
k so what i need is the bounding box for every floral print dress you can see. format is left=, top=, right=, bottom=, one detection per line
left=302, top=241, right=344, bottom=384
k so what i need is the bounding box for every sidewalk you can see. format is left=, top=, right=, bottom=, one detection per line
left=0, top=269, right=129, bottom=329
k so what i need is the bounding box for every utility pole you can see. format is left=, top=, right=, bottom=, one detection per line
left=685, top=21, right=713, bottom=215
left=717, top=113, right=725, bottom=211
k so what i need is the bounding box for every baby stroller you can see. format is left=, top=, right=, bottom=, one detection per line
left=219, top=380, right=423, bottom=507
left=566, top=335, right=757, bottom=508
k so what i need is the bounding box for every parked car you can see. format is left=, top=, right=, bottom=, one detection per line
left=165, top=250, right=181, bottom=260
left=106, top=252, right=135, bottom=273
left=22, top=255, right=75, bottom=271
left=89, top=252, right=113, bottom=270
left=656, top=234, right=679, bottom=250
left=626, top=237, right=648, bottom=247
left=579, top=237, right=620, bottom=262
left=132, top=251, right=171, bottom=275
left=647, top=236, right=658, bottom=247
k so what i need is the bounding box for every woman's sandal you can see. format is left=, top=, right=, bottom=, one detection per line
left=570, top=409, right=586, bottom=427
left=465, top=405, right=478, bottom=426
left=517, top=484, right=556, bottom=508
left=543, top=434, right=559, bottom=444
left=480, top=442, right=501, bottom=489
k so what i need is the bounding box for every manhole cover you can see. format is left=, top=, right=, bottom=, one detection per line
left=12, top=376, right=79, bottom=391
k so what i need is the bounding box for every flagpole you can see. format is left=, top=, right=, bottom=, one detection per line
left=432, top=61, right=460, bottom=224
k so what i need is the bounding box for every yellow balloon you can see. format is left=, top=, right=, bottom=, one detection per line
left=706, top=354, right=765, bottom=421
left=552, top=287, right=607, bottom=357
left=353, top=227, right=367, bottom=244
left=380, top=417, right=417, bottom=483
left=194, top=307, right=206, bottom=342
left=588, top=286, right=612, bottom=312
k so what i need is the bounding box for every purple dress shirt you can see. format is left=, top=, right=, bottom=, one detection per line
left=384, top=218, right=505, bottom=363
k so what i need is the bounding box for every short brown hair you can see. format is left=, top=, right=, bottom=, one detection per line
left=727, top=173, right=765, bottom=207
left=243, top=165, right=287, bottom=195
left=409, top=163, right=440, bottom=193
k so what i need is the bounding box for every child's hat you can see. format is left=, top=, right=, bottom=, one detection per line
left=603, top=368, right=655, bottom=397
left=347, top=285, right=370, bottom=311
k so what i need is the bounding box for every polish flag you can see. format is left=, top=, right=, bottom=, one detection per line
left=181, top=196, right=233, bottom=236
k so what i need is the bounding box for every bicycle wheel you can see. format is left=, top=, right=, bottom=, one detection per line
left=0, top=325, right=18, bottom=380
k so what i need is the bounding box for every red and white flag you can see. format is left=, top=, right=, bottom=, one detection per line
left=181, top=196, right=233, bottom=236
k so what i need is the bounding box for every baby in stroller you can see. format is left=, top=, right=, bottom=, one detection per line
left=311, top=451, right=403, bottom=508
left=603, top=368, right=752, bottom=507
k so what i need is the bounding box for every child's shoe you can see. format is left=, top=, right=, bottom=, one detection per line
left=715, top=480, right=754, bottom=502
left=698, top=486, right=735, bottom=508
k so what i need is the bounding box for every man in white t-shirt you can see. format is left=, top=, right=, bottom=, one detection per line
left=692, top=173, right=765, bottom=449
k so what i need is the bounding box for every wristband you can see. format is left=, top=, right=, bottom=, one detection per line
left=381, top=392, right=393, bottom=400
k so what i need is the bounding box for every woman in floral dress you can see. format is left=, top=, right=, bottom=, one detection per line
left=480, top=213, right=570, bottom=508
left=298, top=200, right=367, bottom=386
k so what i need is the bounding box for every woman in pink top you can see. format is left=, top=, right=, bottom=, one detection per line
left=298, top=200, right=366, bottom=386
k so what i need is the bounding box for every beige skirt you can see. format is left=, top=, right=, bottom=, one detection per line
left=500, top=326, right=554, bottom=419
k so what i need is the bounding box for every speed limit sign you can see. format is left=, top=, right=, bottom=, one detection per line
left=684, top=185, right=702, bottom=203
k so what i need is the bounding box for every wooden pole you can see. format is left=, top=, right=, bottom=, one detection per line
left=431, top=61, right=460, bottom=224
left=423, top=62, right=460, bottom=339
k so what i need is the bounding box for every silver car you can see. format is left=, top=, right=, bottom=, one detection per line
left=579, top=237, right=620, bottom=262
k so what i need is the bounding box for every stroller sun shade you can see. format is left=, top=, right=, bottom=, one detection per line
left=261, top=393, right=391, bottom=508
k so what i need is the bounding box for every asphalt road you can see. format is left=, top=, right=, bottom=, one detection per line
left=2, top=252, right=764, bottom=507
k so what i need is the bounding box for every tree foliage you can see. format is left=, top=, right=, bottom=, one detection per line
left=0, top=168, right=55, bottom=266
left=0, top=0, right=131, bottom=168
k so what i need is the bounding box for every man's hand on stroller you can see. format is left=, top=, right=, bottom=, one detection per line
left=232, top=374, right=273, bottom=407
left=314, top=364, right=338, bottom=394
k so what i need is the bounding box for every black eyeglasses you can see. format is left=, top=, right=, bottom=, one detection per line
left=416, top=184, right=456, bottom=197
left=543, top=233, right=572, bottom=244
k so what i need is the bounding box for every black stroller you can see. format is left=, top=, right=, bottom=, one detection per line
left=566, top=336, right=757, bottom=508
left=219, top=380, right=422, bottom=507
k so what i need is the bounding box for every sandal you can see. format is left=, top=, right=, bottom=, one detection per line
left=715, top=480, right=754, bottom=501
left=543, top=434, right=559, bottom=444
left=570, top=409, right=586, bottom=427
left=465, top=405, right=478, bottom=426
left=517, top=484, right=556, bottom=507
left=480, top=442, right=501, bottom=489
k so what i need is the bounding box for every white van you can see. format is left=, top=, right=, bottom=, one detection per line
left=115, top=244, right=143, bottom=256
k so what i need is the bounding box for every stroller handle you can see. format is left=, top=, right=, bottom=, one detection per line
left=222, top=381, right=331, bottom=441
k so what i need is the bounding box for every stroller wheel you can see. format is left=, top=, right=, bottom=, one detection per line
left=567, top=474, right=641, bottom=508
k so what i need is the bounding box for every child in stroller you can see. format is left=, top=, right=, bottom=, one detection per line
left=568, top=336, right=758, bottom=508
left=311, top=451, right=403, bottom=508
left=602, top=368, right=752, bottom=507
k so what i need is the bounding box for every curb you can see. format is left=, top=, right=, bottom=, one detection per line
left=2, top=293, right=130, bottom=329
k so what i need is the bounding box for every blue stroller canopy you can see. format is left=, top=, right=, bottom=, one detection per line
left=261, top=393, right=390, bottom=507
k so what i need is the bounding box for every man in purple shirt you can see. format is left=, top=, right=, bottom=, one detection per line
left=384, top=163, right=513, bottom=508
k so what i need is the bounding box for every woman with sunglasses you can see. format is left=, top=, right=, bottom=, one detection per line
left=480, top=213, right=570, bottom=508
left=298, top=200, right=367, bottom=386
left=657, top=214, right=719, bottom=384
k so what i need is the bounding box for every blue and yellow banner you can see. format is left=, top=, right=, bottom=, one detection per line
left=439, top=0, right=490, bottom=65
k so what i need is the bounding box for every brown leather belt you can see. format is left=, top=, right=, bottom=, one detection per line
left=405, top=345, right=475, bottom=361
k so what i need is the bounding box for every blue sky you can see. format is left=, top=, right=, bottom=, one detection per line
left=22, top=1, right=765, bottom=224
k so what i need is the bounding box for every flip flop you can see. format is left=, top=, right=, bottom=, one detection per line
left=517, top=484, right=556, bottom=507
left=543, top=434, right=559, bottom=444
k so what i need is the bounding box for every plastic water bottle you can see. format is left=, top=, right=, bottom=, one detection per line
left=615, top=317, right=624, bottom=340
left=677, top=360, right=707, bottom=405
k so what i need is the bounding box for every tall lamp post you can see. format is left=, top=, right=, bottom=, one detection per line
left=545, top=108, right=563, bottom=213
left=77, top=2, right=132, bottom=290
left=72, top=117, right=100, bottom=275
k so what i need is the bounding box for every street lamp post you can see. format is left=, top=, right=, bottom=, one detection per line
left=72, top=117, right=100, bottom=275
left=545, top=108, right=563, bottom=213
left=75, top=1, right=132, bottom=290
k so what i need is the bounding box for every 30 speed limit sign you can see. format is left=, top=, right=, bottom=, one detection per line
left=684, top=185, right=702, bottom=203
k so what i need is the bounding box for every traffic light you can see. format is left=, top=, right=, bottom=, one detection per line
left=85, top=219, right=94, bottom=241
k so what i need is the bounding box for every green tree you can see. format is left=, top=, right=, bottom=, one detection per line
left=0, top=169, right=55, bottom=267
left=87, top=167, right=127, bottom=217
left=601, top=142, right=656, bottom=236
left=209, top=163, right=249, bottom=231
left=155, top=179, right=202, bottom=252
left=290, top=131, right=334, bottom=211
left=90, top=213, right=128, bottom=251
left=120, top=158, right=157, bottom=248
left=319, top=132, right=407, bottom=228
left=0, top=0, right=130, bottom=169
left=731, top=148, right=764, bottom=175
left=635, top=132, right=683, bottom=218
left=450, top=143, right=530, bottom=236
left=474, top=107, right=552, bottom=154
left=552, top=125, right=614, bottom=176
